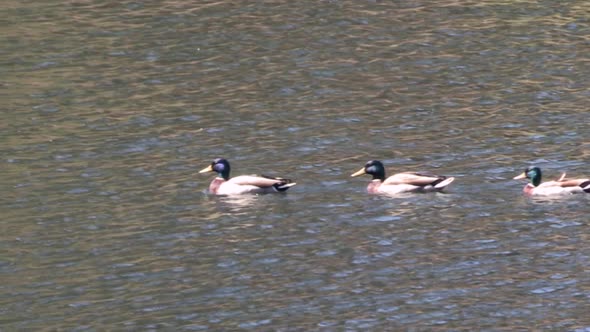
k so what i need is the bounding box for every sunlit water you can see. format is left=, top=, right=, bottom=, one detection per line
left=2, top=1, right=590, bottom=330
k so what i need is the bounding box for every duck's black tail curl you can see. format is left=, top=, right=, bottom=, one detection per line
left=430, top=176, right=447, bottom=187
left=581, top=180, right=590, bottom=193
left=262, top=175, right=297, bottom=192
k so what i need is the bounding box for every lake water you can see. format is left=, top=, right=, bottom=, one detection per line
left=2, top=1, right=590, bottom=330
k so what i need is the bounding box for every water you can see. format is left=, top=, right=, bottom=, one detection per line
left=2, top=1, right=590, bottom=330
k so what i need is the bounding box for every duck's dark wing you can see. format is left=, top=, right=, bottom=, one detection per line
left=383, top=172, right=448, bottom=186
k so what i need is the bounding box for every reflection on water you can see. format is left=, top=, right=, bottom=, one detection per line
left=208, top=193, right=287, bottom=215
left=2, top=0, right=590, bottom=330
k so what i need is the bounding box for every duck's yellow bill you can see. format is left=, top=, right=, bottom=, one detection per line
left=351, top=168, right=366, bottom=177
left=199, top=165, right=213, bottom=173
left=513, top=172, right=526, bottom=180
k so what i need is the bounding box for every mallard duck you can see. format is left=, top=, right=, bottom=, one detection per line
left=199, top=158, right=296, bottom=195
left=351, top=160, right=455, bottom=195
left=513, top=166, right=590, bottom=196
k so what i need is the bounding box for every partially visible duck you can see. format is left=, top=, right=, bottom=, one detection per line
left=513, top=166, right=590, bottom=196
left=199, top=158, right=296, bottom=195
left=351, top=160, right=455, bottom=195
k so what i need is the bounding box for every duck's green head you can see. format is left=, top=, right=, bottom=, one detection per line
left=199, top=158, right=231, bottom=180
left=351, top=160, right=386, bottom=181
left=513, top=166, right=542, bottom=186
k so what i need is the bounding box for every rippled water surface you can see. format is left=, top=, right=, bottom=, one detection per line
left=2, top=1, right=590, bottom=330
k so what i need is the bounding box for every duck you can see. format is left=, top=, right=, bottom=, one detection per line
left=513, top=166, right=590, bottom=196
left=351, top=160, right=455, bottom=195
left=199, top=158, right=296, bottom=195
